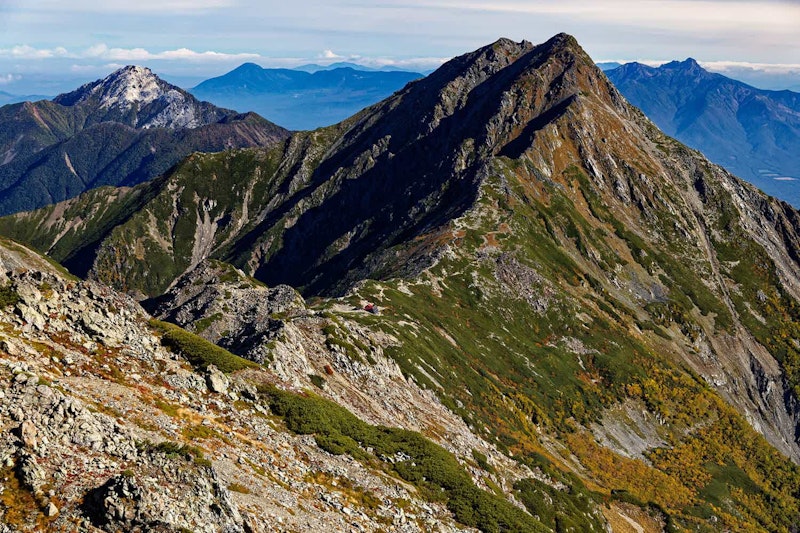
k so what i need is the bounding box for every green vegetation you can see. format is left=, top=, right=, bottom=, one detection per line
left=149, top=319, right=257, bottom=373
left=227, top=482, right=251, bottom=494
left=335, top=159, right=800, bottom=532
left=139, top=440, right=212, bottom=467
left=182, top=424, right=220, bottom=441
left=322, top=320, right=368, bottom=362
left=308, top=373, right=326, bottom=389
left=0, top=283, right=19, bottom=308
left=514, top=476, right=599, bottom=532
left=471, top=449, right=495, bottom=473
left=153, top=399, right=181, bottom=417
left=260, top=384, right=547, bottom=532
left=713, top=231, right=800, bottom=398
left=194, top=313, right=223, bottom=333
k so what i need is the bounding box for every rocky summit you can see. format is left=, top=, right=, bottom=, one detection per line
left=54, top=65, right=237, bottom=130
left=3, top=33, right=800, bottom=532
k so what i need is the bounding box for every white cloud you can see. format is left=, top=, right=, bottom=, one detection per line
left=358, top=56, right=450, bottom=71
left=0, top=74, right=21, bottom=85
left=320, top=50, right=343, bottom=60
left=1, top=43, right=259, bottom=63
left=0, top=40, right=442, bottom=75
left=312, top=48, right=448, bottom=71
left=0, top=45, right=70, bottom=59
left=14, top=0, right=235, bottom=13
left=700, top=61, right=800, bottom=75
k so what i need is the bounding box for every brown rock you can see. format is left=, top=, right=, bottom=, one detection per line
left=44, top=501, right=59, bottom=517
left=20, top=419, right=38, bottom=449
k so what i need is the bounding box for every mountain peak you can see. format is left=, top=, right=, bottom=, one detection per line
left=90, top=65, right=167, bottom=109
left=50, top=65, right=243, bottom=130
left=54, top=64, right=172, bottom=110
left=232, top=62, right=264, bottom=74
left=661, top=57, right=705, bottom=74
left=543, top=31, right=579, bottom=49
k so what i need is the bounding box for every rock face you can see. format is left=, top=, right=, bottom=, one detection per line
left=150, top=260, right=306, bottom=363
left=6, top=34, right=800, bottom=531
left=149, top=260, right=510, bottom=466
left=0, top=66, right=289, bottom=215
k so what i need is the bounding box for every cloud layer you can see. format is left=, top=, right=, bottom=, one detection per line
left=10, top=0, right=235, bottom=13
left=0, top=0, right=798, bottom=93
left=0, top=44, right=259, bottom=63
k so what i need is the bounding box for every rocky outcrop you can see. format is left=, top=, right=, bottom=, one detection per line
left=81, top=463, right=242, bottom=532
left=149, top=260, right=307, bottom=363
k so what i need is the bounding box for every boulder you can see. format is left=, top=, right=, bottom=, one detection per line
left=206, top=365, right=229, bottom=394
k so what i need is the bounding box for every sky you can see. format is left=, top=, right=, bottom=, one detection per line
left=0, top=0, right=799, bottom=94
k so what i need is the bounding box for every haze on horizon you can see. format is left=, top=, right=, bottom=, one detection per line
left=0, top=0, right=799, bottom=94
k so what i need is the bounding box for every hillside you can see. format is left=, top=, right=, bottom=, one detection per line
left=607, top=59, right=800, bottom=206
left=190, top=63, right=421, bottom=130
left=4, top=33, right=800, bottom=531
left=0, top=237, right=521, bottom=532
left=0, top=66, right=289, bottom=215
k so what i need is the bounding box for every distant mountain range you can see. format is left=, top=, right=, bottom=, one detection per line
left=0, top=66, right=288, bottom=215
left=596, top=62, right=622, bottom=71
left=606, top=59, right=800, bottom=206
left=0, top=90, right=50, bottom=105
left=190, top=63, right=422, bottom=130
left=293, top=61, right=424, bottom=73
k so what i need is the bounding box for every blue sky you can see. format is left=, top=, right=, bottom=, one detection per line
left=1, top=0, right=799, bottom=93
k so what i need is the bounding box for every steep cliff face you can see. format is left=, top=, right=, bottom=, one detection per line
left=4, top=34, right=800, bottom=530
